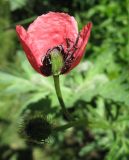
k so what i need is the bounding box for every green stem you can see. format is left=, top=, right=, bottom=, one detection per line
left=52, top=118, right=87, bottom=133
left=53, top=75, right=72, bottom=121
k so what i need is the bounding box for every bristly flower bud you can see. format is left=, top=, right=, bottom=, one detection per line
left=19, top=112, right=52, bottom=144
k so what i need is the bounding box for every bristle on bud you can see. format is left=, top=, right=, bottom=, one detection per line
left=19, top=112, right=53, bottom=144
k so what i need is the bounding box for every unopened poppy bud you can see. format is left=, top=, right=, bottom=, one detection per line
left=50, top=48, right=64, bottom=75
left=19, top=112, right=52, bottom=144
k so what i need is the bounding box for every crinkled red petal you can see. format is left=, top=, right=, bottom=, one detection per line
left=68, top=22, right=92, bottom=72
left=16, top=25, right=42, bottom=74
left=27, top=12, right=78, bottom=58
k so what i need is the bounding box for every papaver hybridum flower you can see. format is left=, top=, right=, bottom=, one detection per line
left=16, top=12, right=92, bottom=76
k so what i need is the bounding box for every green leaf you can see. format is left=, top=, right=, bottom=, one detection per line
left=8, top=0, right=27, bottom=11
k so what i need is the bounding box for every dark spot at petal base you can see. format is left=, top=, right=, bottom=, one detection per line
left=40, top=39, right=79, bottom=76
left=61, top=55, right=75, bottom=74
left=40, top=54, right=52, bottom=76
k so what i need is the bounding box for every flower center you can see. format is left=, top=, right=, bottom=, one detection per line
left=50, top=48, right=64, bottom=76
left=40, top=35, right=80, bottom=76
left=40, top=46, right=64, bottom=76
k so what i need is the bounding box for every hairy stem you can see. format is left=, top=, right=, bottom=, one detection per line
left=53, top=118, right=87, bottom=133
left=53, top=75, right=72, bottom=121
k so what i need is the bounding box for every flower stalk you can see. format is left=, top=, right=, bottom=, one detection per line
left=53, top=75, right=72, bottom=121
left=53, top=118, right=87, bottom=133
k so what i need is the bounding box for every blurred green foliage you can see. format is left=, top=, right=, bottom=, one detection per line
left=0, top=0, right=129, bottom=160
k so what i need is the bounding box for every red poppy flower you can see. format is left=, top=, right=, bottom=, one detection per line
left=16, top=12, right=92, bottom=76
